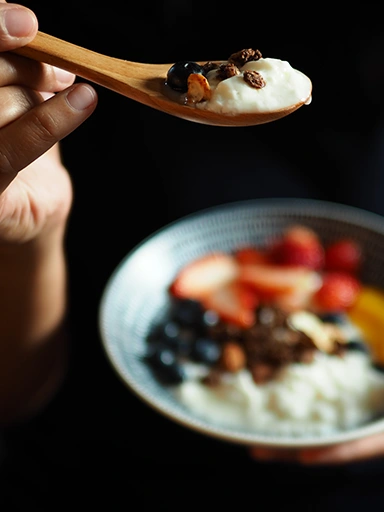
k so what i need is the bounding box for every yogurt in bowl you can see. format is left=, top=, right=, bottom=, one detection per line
left=144, top=224, right=384, bottom=438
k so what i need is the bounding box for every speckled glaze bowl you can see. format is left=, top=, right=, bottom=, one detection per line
left=99, top=198, right=384, bottom=448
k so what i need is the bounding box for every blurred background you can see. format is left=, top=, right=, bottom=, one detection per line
left=2, top=0, right=384, bottom=507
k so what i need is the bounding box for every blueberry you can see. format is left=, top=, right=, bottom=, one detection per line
left=319, top=312, right=347, bottom=325
left=347, top=339, right=371, bottom=355
left=145, top=343, right=177, bottom=367
left=144, top=344, right=185, bottom=384
left=156, top=363, right=185, bottom=385
left=158, top=320, right=181, bottom=343
left=191, top=337, right=221, bottom=365
left=202, top=309, right=220, bottom=328
left=171, top=298, right=204, bottom=328
left=166, top=61, right=204, bottom=92
left=161, top=325, right=196, bottom=356
left=373, top=363, right=384, bottom=374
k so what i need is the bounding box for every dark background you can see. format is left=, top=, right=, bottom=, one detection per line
left=2, top=1, right=384, bottom=508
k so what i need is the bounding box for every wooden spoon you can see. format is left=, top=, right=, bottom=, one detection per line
left=13, top=31, right=311, bottom=127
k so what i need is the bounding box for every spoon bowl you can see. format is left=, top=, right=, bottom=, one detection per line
left=14, top=32, right=311, bottom=127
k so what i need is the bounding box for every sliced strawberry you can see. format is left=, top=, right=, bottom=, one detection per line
left=274, top=287, right=316, bottom=312
left=269, top=225, right=325, bottom=270
left=312, top=271, right=362, bottom=312
left=169, top=252, right=239, bottom=301
left=234, top=246, right=271, bottom=265
left=239, top=263, right=321, bottom=298
left=324, top=238, right=362, bottom=274
left=202, top=281, right=258, bottom=328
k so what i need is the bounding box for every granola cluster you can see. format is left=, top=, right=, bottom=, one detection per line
left=202, top=305, right=347, bottom=386
left=187, top=48, right=266, bottom=104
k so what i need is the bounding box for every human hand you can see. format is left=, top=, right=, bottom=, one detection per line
left=0, top=1, right=97, bottom=244
left=249, top=432, right=384, bottom=465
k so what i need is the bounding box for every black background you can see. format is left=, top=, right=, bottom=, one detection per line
left=2, top=1, right=384, bottom=508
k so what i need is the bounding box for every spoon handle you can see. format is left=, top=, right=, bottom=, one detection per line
left=13, top=31, right=139, bottom=89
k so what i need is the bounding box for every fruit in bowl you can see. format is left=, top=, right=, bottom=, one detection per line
left=144, top=224, right=384, bottom=438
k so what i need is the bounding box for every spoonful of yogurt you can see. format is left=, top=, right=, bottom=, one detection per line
left=13, top=32, right=312, bottom=127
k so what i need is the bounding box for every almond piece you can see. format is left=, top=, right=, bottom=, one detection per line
left=220, top=341, right=246, bottom=372
left=186, top=73, right=211, bottom=104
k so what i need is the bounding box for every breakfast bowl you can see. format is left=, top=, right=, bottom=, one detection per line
left=99, top=198, right=384, bottom=448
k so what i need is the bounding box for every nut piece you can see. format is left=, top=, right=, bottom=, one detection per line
left=202, top=61, right=219, bottom=74
left=288, top=311, right=345, bottom=353
left=220, top=341, right=246, bottom=372
left=250, top=363, right=276, bottom=385
left=217, top=62, right=240, bottom=80
left=186, top=73, right=211, bottom=104
left=243, top=70, right=266, bottom=89
left=228, top=48, right=263, bottom=67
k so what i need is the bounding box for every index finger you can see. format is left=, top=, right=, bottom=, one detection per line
left=0, top=83, right=97, bottom=194
left=298, top=433, right=384, bottom=465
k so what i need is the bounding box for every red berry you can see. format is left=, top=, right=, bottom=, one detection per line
left=202, top=281, right=258, bottom=328
left=312, top=271, right=361, bottom=312
left=324, top=238, right=362, bottom=274
left=270, top=225, right=325, bottom=270
left=234, top=246, right=270, bottom=265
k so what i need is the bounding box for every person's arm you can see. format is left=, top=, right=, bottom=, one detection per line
left=0, top=1, right=97, bottom=425
left=0, top=206, right=69, bottom=423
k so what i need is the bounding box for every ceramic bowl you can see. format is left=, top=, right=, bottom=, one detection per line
left=99, top=198, right=384, bottom=447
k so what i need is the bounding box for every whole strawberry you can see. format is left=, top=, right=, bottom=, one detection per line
left=270, top=225, right=325, bottom=270
left=312, top=271, right=362, bottom=312
left=324, top=238, right=362, bottom=274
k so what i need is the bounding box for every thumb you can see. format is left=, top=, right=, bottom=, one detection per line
left=0, top=3, right=38, bottom=50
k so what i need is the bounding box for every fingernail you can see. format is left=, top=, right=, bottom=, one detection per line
left=40, top=92, right=54, bottom=101
left=53, top=66, right=75, bottom=85
left=3, top=6, right=37, bottom=38
left=66, top=84, right=97, bottom=111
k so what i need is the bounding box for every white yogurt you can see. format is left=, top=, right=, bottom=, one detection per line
left=197, top=57, right=312, bottom=115
left=174, top=351, right=384, bottom=437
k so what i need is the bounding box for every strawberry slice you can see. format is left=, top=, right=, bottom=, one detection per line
left=274, top=287, right=316, bottom=312
left=202, top=281, right=258, bottom=328
left=169, top=252, right=239, bottom=301
left=239, top=263, right=321, bottom=298
left=234, top=246, right=271, bottom=265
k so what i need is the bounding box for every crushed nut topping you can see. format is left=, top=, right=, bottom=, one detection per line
left=203, top=305, right=348, bottom=386
left=202, top=61, right=219, bottom=74
left=185, top=48, right=266, bottom=104
left=219, top=341, right=246, bottom=372
left=217, top=62, right=241, bottom=80
left=228, top=48, right=263, bottom=67
left=186, top=73, right=211, bottom=104
left=243, top=70, right=266, bottom=89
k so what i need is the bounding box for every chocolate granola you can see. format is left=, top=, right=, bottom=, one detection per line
left=203, top=304, right=347, bottom=386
